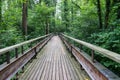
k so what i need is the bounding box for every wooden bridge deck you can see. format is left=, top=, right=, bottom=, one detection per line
left=18, top=36, right=90, bottom=80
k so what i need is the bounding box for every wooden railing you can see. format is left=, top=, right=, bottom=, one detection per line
left=0, top=34, right=51, bottom=55
left=62, top=34, right=120, bottom=64
left=0, top=34, right=53, bottom=80
left=60, top=34, right=120, bottom=80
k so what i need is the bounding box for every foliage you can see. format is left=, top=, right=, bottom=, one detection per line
left=28, top=2, right=55, bottom=38
left=90, top=27, right=120, bottom=53
left=59, top=0, right=120, bottom=76
left=88, top=27, right=120, bottom=75
left=0, top=0, right=23, bottom=48
left=0, top=0, right=120, bottom=77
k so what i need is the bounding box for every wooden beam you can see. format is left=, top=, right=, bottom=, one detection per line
left=62, top=34, right=120, bottom=64
left=0, top=34, right=51, bottom=55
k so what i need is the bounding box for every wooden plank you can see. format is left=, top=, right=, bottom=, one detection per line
left=36, top=52, right=49, bottom=80
left=62, top=55, right=71, bottom=80
left=20, top=49, right=46, bottom=79
left=38, top=38, right=55, bottom=80
left=32, top=56, right=45, bottom=80
left=47, top=54, right=53, bottom=80
left=0, top=49, right=35, bottom=80
left=62, top=34, right=120, bottom=64
left=64, top=55, right=75, bottom=80
left=0, top=34, right=51, bottom=55
left=67, top=53, right=90, bottom=80
left=60, top=43, right=71, bottom=80
left=52, top=52, right=56, bottom=80
left=40, top=60, right=49, bottom=80
left=19, top=41, right=49, bottom=80
left=60, top=36, right=91, bottom=80
left=31, top=48, right=47, bottom=80
left=41, top=47, right=52, bottom=80
left=63, top=53, right=79, bottom=80
left=0, top=35, right=52, bottom=80
left=61, top=35, right=120, bottom=80
left=19, top=59, right=38, bottom=80
left=44, top=49, right=53, bottom=80
left=58, top=53, right=64, bottom=80
left=47, top=41, right=55, bottom=80
left=60, top=54, right=68, bottom=80
left=36, top=58, right=46, bottom=80
left=28, top=55, right=46, bottom=80
left=60, top=39, right=78, bottom=80
left=18, top=36, right=91, bottom=80
left=18, top=37, right=45, bottom=80
left=23, top=58, right=42, bottom=79
left=55, top=50, right=60, bottom=80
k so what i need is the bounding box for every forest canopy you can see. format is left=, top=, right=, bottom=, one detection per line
left=0, top=0, right=120, bottom=76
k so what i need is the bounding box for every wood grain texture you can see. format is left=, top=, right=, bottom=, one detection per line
left=19, top=36, right=90, bottom=80
left=62, top=34, right=120, bottom=64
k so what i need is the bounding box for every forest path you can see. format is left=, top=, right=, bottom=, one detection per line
left=19, top=36, right=90, bottom=80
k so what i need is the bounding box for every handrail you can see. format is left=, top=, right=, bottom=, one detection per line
left=0, top=34, right=53, bottom=80
left=0, top=34, right=51, bottom=55
left=61, top=34, right=120, bottom=64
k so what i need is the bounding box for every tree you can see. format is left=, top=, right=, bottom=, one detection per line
left=22, top=0, right=28, bottom=38
left=96, top=0, right=103, bottom=29
left=104, top=0, right=111, bottom=29
left=63, top=0, right=69, bottom=32
left=0, top=0, right=2, bottom=26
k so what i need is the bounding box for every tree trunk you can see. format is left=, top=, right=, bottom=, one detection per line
left=22, top=0, right=28, bottom=38
left=64, top=0, right=69, bottom=32
left=39, top=0, right=41, bottom=4
left=104, top=0, right=111, bottom=29
left=45, top=18, right=49, bottom=34
left=96, top=0, right=103, bottom=29
left=117, top=6, right=120, bottom=19
left=0, top=0, right=2, bottom=26
left=71, top=1, right=74, bottom=28
left=51, top=0, right=56, bottom=33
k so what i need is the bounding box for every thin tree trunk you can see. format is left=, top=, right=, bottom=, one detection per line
left=22, top=0, right=28, bottom=38
left=45, top=18, right=49, bottom=34
left=116, top=0, right=120, bottom=19
left=96, top=0, right=103, bottom=29
left=64, top=0, right=69, bottom=32
left=71, top=1, right=74, bottom=28
left=0, top=0, right=2, bottom=26
left=39, top=0, right=41, bottom=4
left=52, top=12, right=56, bottom=33
left=51, top=0, right=56, bottom=33
left=104, top=0, right=111, bottom=29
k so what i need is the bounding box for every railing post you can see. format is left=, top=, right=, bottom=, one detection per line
left=71, top=45, right=72, bottom=54
left=15, top=72, right=19, bottom=80
left=70, top=45, right=75, bottom=58
left=79, top=45, right=83, bottom=52
left=0, top=55, right=1, bottom=63
left=34, top=47, right=37, bottom=59
left=21, top=46, right=24, bottom=54
left=15, top=48, right=18, bottom=58
left=91, top=50, right=95, bottom=63
left=6, top=52, right=10, bottom=64
left=80, top=65, right=84, bottom=70
left=22, top=66, right=24, bottom=73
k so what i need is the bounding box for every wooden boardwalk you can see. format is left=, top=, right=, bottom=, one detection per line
left=19, top=36, right=90, bottom=80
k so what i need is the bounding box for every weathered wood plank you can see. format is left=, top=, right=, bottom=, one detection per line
left=18, top=36, right=90, bottom=80
left=59, top=53, right=64, bottom=80
left=0, top=34, right=51, bottom=55
left=62, top=34, right=120, bottom=64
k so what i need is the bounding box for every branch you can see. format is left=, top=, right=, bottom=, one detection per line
left=72, top=1, right=81, bottom=9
